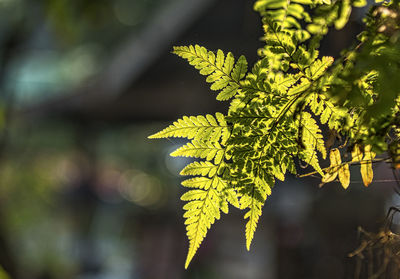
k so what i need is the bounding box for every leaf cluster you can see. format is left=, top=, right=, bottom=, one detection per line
left=149, top=0, right=400, bottom=268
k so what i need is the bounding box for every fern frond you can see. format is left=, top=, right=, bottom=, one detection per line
left=244, top=197, right=263, bottom=250
left=298, top=112, right=325, bottom=175
left=181, top=177, right=211, bottom=189
left=305, top=93, right=348, bottom=130
left=170, top=140, right=224, bottom=164
left=182, top=183, right=221, bottom=268
left=173, top=45, right=248, bottom=101
left=255, top=0, right=312, bottom=32
left=305, top=56, right=334, bottom=80
left=232, top=55, right=248, bottom=82
left=301, top=112, right=327, bottom=159
left=148, top=0, right=385, bottom=269
left=299, top=148, right=323, bottom=175
left=263, top=27, right=297, bottom=56
left=180, top=161, right=217, bottom=177
left=291, top=45, right=319, bottom=70
left=271, top=73, right=297, bottom=93
left=148, top=113, right=229, bottom=143
left=288, top=78, right=311, bottom=95
left=181, top=173, right=240, bottom=268
left=239, top=175, right=272, bottom=250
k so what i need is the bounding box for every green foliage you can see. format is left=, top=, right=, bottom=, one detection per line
left=0, top=266, right=9, bottom=279
left=173, top=45, right=248, bottom=101
left=149, top=0, right=400, bottom=268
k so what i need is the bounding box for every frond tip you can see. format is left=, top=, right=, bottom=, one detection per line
left=240, top=176, right=272, bottom=251
left=173, top=45, right=248, bottom=101
left=182, top=176, right=232, bottom=269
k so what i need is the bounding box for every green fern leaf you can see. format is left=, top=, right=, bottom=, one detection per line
left=254, top=0, right=286, bottom=11
left=223, top=52, right=235, bottom=74
left=305, top=56, right=334, bottom=80
left=216, top=49, right=224, bottom=68
left=271, top=73, right=297, bottom=93
left=222, top=187, right=240, bottom=209
left=240, top=176, right=272, bottom=250
left=182, top=174, right=240, bottom=268
left=173, top=45, right=248, bottom=101
left=170, top=140, right=224, bottom=164
left=180, top=161, right=217, bottom=177
left=334, top=0, right=351, bottom=30
left=181, top=177, right=211, bottom=189
left=301, top=112, right=327, bottom=159
left=148, top=0, right=384, bottom=268
left=287, top=4, right=307, bottom=20
left=299, top=148, right=323, bottom=175
left=215, top=175, right=240, bottom=210
left=291, top=0, right=314, bottom=4
left=181, top=189, right=208, bottom=201
left=305, top=93, right=347, bottom=130
left=263, top=29, right=296, bottom=56
left=244, top=198, right=263, bottom=250
left=217, top=83, right=240, bottom=100
left=232, top=55, right=248, bottom=81
left=182, top=184, right=221, bottom=268
left=321, top=148, right=352, bottom=189
left=148, top=113, right=229, bottom=143
left=288, top=78, right=311, bottom=95
left=292, top=45, right=318, bottom=70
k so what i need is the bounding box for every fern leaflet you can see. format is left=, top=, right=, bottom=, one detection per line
left=173, top=45, right=248, bottom=101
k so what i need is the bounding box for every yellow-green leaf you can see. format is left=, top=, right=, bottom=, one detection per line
left=338, top=163, right=350, bottom=189
left=321, top=170, right=337, bottom=184
left=361, top=160, right=373, bottom=187
left=330, top=148, right=341, bottom=167
left=360, top=145, right=375, bottom=187
left=335, top=0, right=351, bottom=30
left=327, top=148, right=350, bottom=189
left=321, top=148, right=341, bottom=185
left=306, top=56, right=334, bottom=80
left=351, top=144, right=363, bottom=162
left=353, top=0, right=366, bottom=7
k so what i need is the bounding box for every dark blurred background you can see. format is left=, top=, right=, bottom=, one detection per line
left=0, top=0, right=397, bottom=278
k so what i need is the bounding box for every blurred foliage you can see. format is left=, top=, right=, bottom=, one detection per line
left=0, top=266, right=9, bottom=279
left=0, top=120, right=176, bottom=278
left=0, top=0, right=168, bottom=105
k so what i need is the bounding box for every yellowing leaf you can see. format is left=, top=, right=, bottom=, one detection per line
left=321, top=170, right=337, bottom=184
left=321, top=149, right=341, bottom=185
left=330, top=148, right=341, bottom=167
left=338, top=163, right=350, bottom=189
left=351, top=144, right=363, bottom=162
left=360, top=145, right=375, bottom=187
left=321, top=148, right=350, bottom=188
left=361, top=160, right=373, bottom=187
left=328, top=148, right=350, bottom=189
